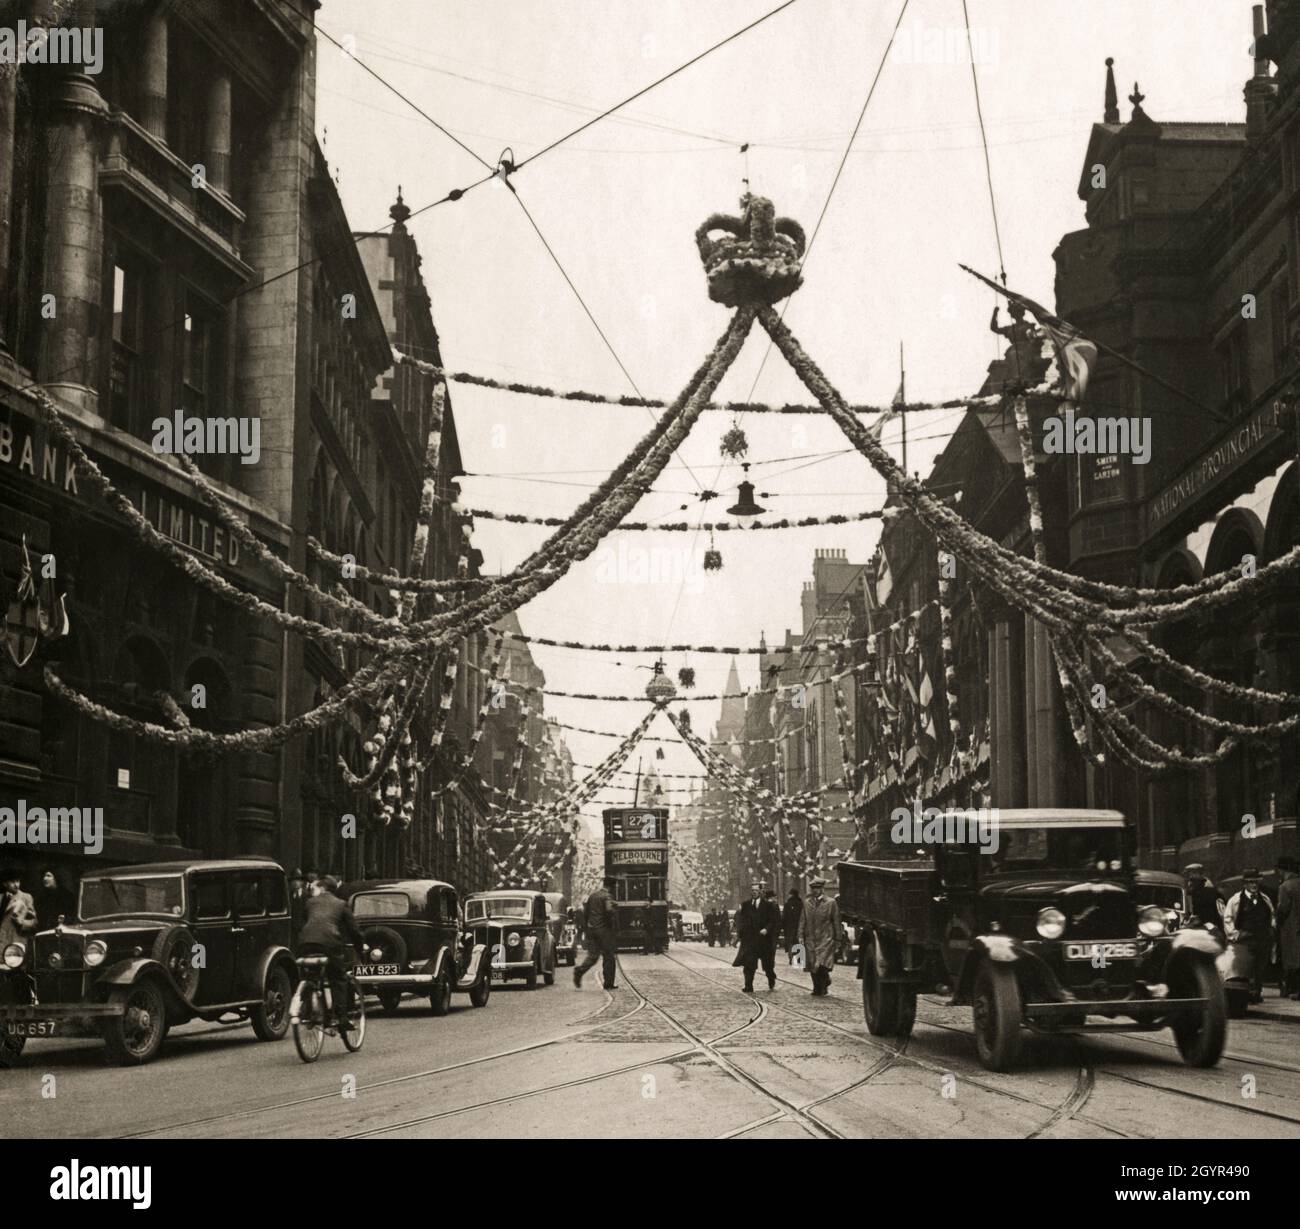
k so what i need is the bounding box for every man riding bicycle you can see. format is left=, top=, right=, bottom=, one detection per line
left=297, top=876, right=366, bottom=1033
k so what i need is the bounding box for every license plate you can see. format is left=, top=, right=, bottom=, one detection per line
left=5, top=1020, right=58, bottom=1038
left=1064, top=941, right=1138, bottom=961
left=356, top=964, right=401, bottom=977
left=490, top=968, right=506, bottom=981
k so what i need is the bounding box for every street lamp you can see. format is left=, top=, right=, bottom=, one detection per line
left=727, top=462, right=765, bottom=528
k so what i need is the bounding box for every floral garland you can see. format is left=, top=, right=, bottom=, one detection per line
left=454, top=504, right=896, bottom=532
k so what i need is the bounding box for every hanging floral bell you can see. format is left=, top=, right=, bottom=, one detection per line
left=719, top=423, right=748, bottom=459
left=655, top=747, right=665, bottom=761
left=703, top=530, right=722, bottom=573
left=678, top=667, right=696, bottom=689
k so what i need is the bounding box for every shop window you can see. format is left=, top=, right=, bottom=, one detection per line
left=1272, top=277, right=1291, bottom=378
left=1217, top=326, right=1251, bottom=416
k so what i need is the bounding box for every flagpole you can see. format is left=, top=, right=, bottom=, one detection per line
left=899, top=340, right=907, bottom=476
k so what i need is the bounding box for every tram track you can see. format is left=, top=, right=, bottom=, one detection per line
left=688, top=944, right=1300, bottom=1137
left=120, top=981, right=650, bottom=1139
left=681, top=945, right=1096, bottom=1138
left=346, top=955, right=773, bottom=1138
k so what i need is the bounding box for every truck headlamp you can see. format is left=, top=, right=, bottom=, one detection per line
left=2, top=943, right=24, bottom=969
left=84, top=940, right=108, bottom=967
left=1036, top=908, right=1066, bottom=939
left=507, top=931, right=521, bottom=947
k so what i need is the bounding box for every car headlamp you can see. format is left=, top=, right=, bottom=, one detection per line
left=507, top=931, right=521, bottom=947
left=2, top=943, right=24, bottom=969
left=1036, top=907, right=1066, bottom=940
left=368, top=946, right=384, bottom=961
left=83, top=939, right=108, bottom=967
left=1138, top=905, right=1167, bottom=937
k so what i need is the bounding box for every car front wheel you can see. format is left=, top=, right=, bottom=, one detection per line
left=1171, top=958, right=1226, bottom=1067
left=469, top=971, right=490, bottom=1008
left=251, top=963, right=292, bottom=1041
left=524, top=955, right=539, bottom=991
left=101, top=981, right=169, bottom=1066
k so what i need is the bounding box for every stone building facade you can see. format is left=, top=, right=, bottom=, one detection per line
left=0, top=0, right=502, bottom=896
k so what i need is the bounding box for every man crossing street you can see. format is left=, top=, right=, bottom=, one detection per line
left=575, top=877, right=619, bottom=991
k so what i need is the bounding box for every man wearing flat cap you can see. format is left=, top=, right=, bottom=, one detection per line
left=733, top=881, right=780, bottom=992
left=796, top=877, right=841, bottom=996
left=1224, top=868, right=1275, bottom=1005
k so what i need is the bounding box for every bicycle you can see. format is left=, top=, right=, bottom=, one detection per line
left=290, top=953, right=366, bottom=1062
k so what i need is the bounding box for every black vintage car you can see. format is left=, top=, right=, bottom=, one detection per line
left=464, top=889, right=557, bottom=988
left=340, top=878, right=492, bottom=1015
left=838, top=809, right=1227, bottom=1071
left=0, top=859, right=298, bottom=1066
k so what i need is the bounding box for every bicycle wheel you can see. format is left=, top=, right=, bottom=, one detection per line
left=292, top=979, right=325, bottom=1063
left=340, top=981, right=366, bottom=1052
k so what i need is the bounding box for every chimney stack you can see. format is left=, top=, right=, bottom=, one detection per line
left=1246, top=4, right=1278, bottom=141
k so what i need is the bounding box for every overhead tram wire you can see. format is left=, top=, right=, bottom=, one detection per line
left=962, top=0, right=1007, bottom=286
left=739, top=0, right=912, bottom=411
left=513, top=0, right=803, bottom=172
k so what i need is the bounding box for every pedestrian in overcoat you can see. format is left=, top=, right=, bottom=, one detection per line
left=1275, top=855, right=1300, bottom=999
left=733, top=882, right=780, bottom=992
left=796, top=879, right=841, bottom=995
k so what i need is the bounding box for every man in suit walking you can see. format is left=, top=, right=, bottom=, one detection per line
left=733, top=881, right=781, bottom=992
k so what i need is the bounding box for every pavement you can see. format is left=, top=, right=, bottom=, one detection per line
left=1250, top=987, right=1300, bottom=1023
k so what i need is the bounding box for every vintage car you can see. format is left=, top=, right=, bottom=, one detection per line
left=0, top=859, right=298, bottom=1066
left=542, top=892, right=576, bottom=966
left=838, top=809, right=1227, bottom=1071
left=340, top=879, right=492, bottom=1015
left=679, top=910, right=705, bottom=941
left=464, top=889, right=557, bottom=988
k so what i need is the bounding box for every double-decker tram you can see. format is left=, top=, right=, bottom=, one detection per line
left=602, top=806, right=670, bottom=952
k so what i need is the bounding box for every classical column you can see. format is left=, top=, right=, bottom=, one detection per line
left=36, top=0, right=106, bottom=413
left=988, top=617, right=1026, bottom=807
left=140, top=7, right=167, bottom=139
left=0, top=60, right=16, bottom=356
left=1030, top=619, right=1061, bottom=806
left=205, top=70, right=231, bottom=193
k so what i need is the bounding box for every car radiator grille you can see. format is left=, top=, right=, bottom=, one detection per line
left=1064, top=892, right=1135, bottom=941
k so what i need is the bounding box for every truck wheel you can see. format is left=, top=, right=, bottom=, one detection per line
left=1171, top=959, right=1226, bottom=1067
left=862, top=932, right=900, bottom=1035
left=1225, top=987, right=1249, bottom=1019
left=972, top=961, right=1022, bottom=1072
left=896, top=986, right=917, bottom=1038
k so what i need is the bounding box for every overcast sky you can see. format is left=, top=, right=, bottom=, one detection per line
left=315, top=0, right=1252, bottom=825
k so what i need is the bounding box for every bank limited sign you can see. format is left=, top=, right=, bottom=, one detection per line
left=1147, top=398, right=1289, bottom=535
left=1, top=409, right=246, bottom=571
